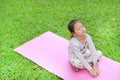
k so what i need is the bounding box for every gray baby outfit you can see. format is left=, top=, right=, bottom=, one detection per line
left=68, top=34, right=102, bottom=70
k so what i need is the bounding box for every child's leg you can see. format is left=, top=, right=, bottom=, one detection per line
left=69, top=54, right=84, bottom=71
left=85, top=50, right=102, bottom=62
left=96, top=50, right=102, bottom=58
left=83, top=50, right=93, bottom=64
left=96, top=50, right=102, bottom=62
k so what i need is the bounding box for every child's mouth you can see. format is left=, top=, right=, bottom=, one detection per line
left=82, top=31, right=86, bottom=33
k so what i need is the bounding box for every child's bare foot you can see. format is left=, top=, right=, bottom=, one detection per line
left=93, top=64, right=99, bottom=75
left=73, top=67, right=79, bottom=72
left=89, top=68, right=98, bottom=77
left=74, top=68, right=79, bottom=71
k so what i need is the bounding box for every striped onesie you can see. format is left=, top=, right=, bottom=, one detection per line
left=68, top=34, right=102, bottom=70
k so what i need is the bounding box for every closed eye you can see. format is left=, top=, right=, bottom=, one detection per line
left=76, top=28, right=80, bottom=30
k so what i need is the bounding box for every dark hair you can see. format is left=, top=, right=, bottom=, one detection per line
left=68, top=19, right=80, bottom=33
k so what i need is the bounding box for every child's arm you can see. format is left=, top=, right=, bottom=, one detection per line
left=86, top=34, right=98, bottom=64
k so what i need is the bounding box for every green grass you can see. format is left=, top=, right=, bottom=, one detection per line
left=0, top=0, right=120, bottom=80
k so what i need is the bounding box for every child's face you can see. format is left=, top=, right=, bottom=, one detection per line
left=72, top=22, right=86, bottom=37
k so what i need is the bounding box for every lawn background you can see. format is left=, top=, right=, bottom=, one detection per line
left=0, top=0, right=120, bottom=80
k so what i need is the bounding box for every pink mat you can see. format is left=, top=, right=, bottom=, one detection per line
left=14, top=31, right=120, bottom=80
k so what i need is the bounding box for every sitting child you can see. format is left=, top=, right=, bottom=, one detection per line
left=68, top=19, right=102, bottom=77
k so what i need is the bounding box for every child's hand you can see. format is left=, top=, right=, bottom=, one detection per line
left=89, top=68, right=98, bottom=77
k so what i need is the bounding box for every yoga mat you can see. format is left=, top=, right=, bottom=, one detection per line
left=14, top=31, right=120, bottom=80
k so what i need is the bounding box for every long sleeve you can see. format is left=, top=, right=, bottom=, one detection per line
left=71, top=43, right=92, bottom=70
left=86, top=34, right=98, bottom=63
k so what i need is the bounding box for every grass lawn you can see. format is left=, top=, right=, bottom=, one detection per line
left=0, top=0, right=120, bottom=80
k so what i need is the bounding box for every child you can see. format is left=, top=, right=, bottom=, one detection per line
left=68, top=19, right=102, bottom=77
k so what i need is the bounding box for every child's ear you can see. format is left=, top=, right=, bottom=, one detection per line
left=73, top=34, right=76, bottom=37
left=71, top=32, right=76, bottom=37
